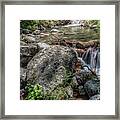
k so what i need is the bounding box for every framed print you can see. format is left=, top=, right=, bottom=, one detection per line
left=0, top=0, right=119, bottom=119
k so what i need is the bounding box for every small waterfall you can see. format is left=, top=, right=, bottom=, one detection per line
left=82, top=47, right=100, bottom=75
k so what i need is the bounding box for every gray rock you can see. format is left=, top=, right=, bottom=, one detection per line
left=27, top=34, right=35, bottom=38
left=33, top=30, right=41, bottom=35
left=78, top=57, right=86, bottom=67
left=84, top=80, right=100, bottom=97
left=37, top=42, right=50, bottom=51
left=20, top=44, right=39, bottom=68
left=78, top=85, right=86, bottom=95
left=65, top=86, right=73, bottom=98
left=50, top=29, right=59, bottom=32
left=20, top=68, right=27, bottom=81
left=26, top=45, right=78, bottom=93
left=20, top=29, right=32, bottom=34
left=20, top=68, right=27, bottom=89
left=38, top=25, right=46, bottom=31
left=22, top=35, right=36, bottom=43
left=89, top=94, right=100, bottom=100
left=75, top=70, right=94, bottom=86
left=40, top=33, right=49, bottom=38
left=35, top=35, right=41, bottom=41
left=20, top=41, right=27, bottom=46
left=72, top=76, right=79, bottom=87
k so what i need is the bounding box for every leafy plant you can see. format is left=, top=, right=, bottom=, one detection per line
left=25, top=84, right=44, bottom=100
left=24, top=68, right=74, bottom=100
left=63, top=68, right=74, bottom=87
left=20, top=20, right=38, bottom=31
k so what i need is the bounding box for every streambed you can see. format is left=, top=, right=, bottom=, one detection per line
left=20, top=20, right=100, bottom=100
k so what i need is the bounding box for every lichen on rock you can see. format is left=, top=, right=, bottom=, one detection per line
left=26, top=45, right=78, bottom=96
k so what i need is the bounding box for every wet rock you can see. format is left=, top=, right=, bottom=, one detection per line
left=76, top=42, right=85, bottom=49
left=89, top=94, right=100, bottom=100
left=84, top=80, right=100, bottom=97
left=20, top=44, right=39, bottom=68
left=63, top=40, right=99, bottom=49
left=26, top=45, right=78, bottom=93
left=75, top=48, right=85, bottom=57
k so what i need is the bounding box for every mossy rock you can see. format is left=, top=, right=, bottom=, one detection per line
left=47, top=86, right=69, bottom=100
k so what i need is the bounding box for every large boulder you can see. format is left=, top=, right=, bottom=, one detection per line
left=74, top=69, right=97, bottom=86
left=89, top=94, right=100, bottom=100
left=20, top=29, right=32, bottom=34
left=20, top=43, right=39, bottom=68
left=37, top=42, right=49, bottom=51
left=21, top=35, right=36, bottom=43
left=20, top=68, right=27, bottom=90
left=78, top=85, right=86, bottom=96
left=84, top=80, right=100, bottom=97
left=26, top=45, right=78, bottom=94
left=20, top=68, right=27, bottom=100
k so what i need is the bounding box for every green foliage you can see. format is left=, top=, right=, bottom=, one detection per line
left=81, top=20, right=100, bottom=33
left=48, top=87, right=69, bottom=100
left=24, top=68, right=74, bottom=100
left=63, top=69, right=74, bottom=87
left=81, top=20, right=100, bottom=28
left=20, top=20, right=38, bottom=31
left=20, top=20, right=71, bottom=31
left=25, top=83, right=69, bottom=100
left=25, top=84, right=44, bottom=100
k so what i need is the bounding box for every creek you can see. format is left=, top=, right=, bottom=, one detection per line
left=50, top=20, right=100, bottom=75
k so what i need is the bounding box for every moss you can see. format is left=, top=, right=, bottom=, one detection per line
left=24, top=67, right=75, bottom=100
left=47, top=86, right=69, bottom=100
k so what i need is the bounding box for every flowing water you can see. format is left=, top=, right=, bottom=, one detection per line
left=82, top=47, right=100, bottom=75
left=61, top=20, right=100, bottom=75
left=41, top=20, right=100, bottom=75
